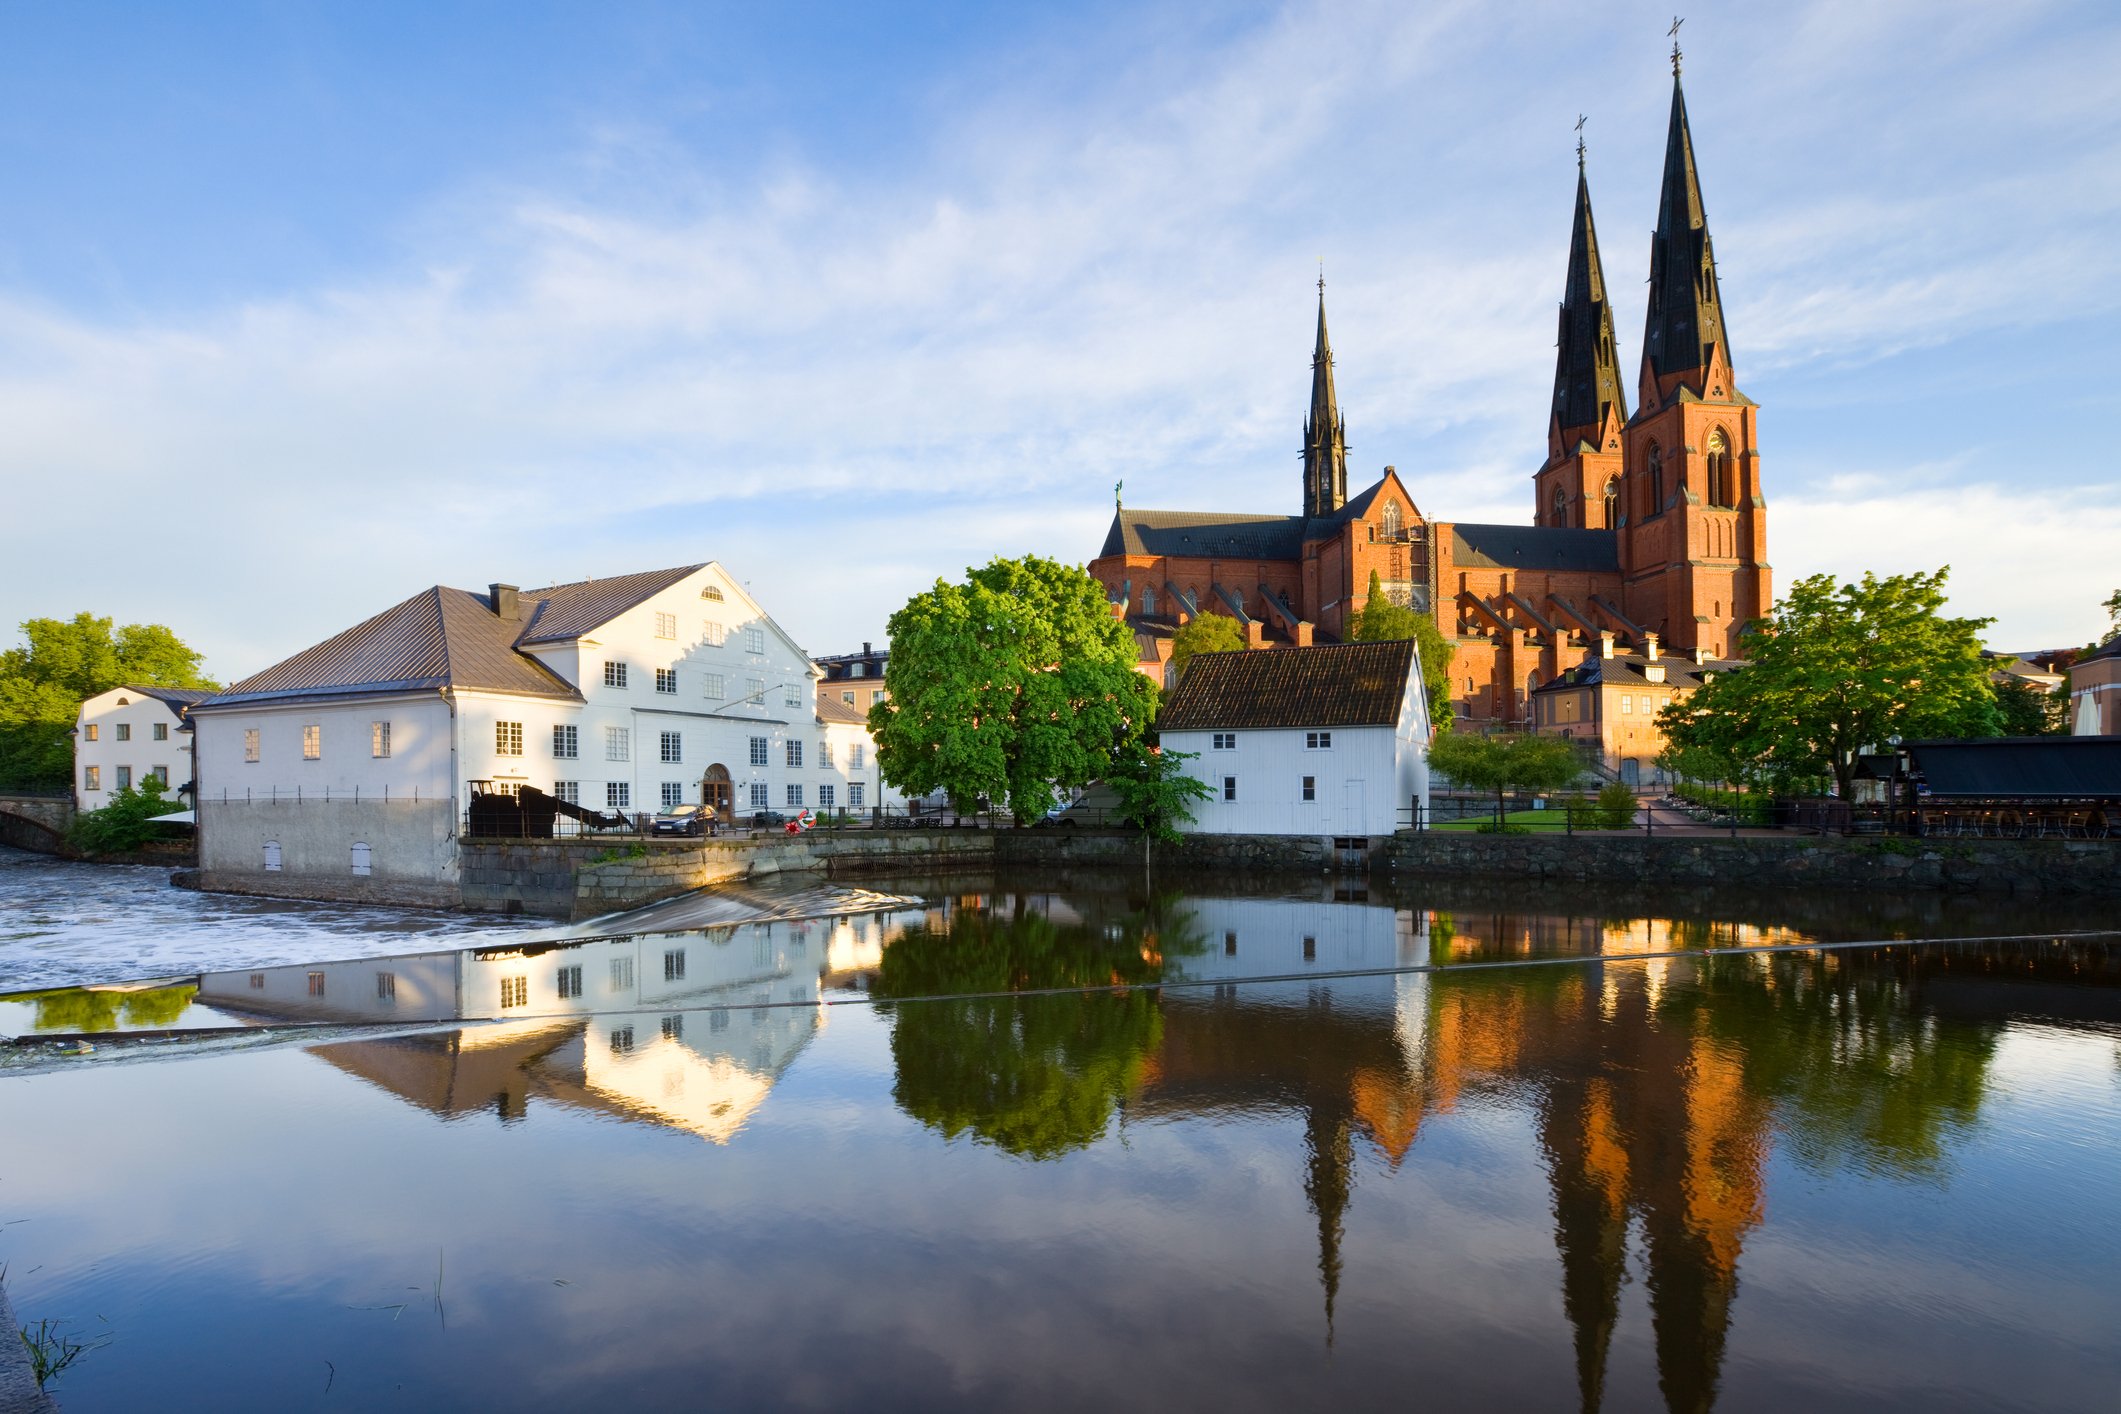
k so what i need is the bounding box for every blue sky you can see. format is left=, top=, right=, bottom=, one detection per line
left=2, top=0, right=2117, bottom=678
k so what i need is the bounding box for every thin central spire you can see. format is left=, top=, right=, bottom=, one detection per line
left=1303, top=280, right=1348, bottom=517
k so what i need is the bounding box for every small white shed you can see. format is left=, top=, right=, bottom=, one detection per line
left=1157, top=640, right=1430, bottom=838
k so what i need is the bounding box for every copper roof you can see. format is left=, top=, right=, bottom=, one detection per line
left=203, top=585, right=587, bottom=708
left=1158, top=641, right=1417, bottom=731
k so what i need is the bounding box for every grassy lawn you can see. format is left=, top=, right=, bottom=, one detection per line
left=1430, top=808, right=1580, bottom=833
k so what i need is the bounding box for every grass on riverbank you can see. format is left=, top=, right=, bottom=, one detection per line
left=1430, top=809, right=1577, bottom=834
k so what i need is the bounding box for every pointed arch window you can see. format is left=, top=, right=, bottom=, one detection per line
left=1646, top=444, right=1665, bottom=518
left=1706, top=428, right=1735, bottom=508
left=1550, top=486, right=1569, bottom=527
left=1602, top=476, right=1619, bottom=528
left=1382, top=501, right=1403, bottom=539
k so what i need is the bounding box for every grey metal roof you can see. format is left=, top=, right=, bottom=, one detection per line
left=1450, top=523, right=1621, bottom=572
left=518, top=564, right=704, bottom=645
left=1532, top=653, right=1742, bottom=693
left=1099, top=508, right=1309, bottom=561
left=1159, top=641, right=1417, bottom=731
left=201, top=586, right=583, bottom=709
left=126, top=686, right=217, bottom=714
left=1905, top=738, right=2121, bottom=800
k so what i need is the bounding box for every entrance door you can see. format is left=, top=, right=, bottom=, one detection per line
left=701, top=764, right=734, bottom=823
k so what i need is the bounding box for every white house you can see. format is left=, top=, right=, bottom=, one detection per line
left=189, top=562, right=887, bottom=903
left=73, top=686, right=213, bottom=811
left=1156, top=640, right=1430, bottom=838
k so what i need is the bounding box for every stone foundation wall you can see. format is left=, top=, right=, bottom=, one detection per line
left=180, top=867, right=465, bottom=911
left=1381, top=832, right=2121, bottom=897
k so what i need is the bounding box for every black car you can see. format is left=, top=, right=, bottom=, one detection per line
left=649, top=804, right=715, bottom=837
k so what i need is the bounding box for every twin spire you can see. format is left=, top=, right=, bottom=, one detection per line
left=1303, top=278, right=1349, bottom=518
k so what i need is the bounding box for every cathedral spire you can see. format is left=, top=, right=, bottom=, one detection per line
left=1641, top=69, right=1731, bottom=391
left=1551, top=153, right=1628, bottom=447
left=1303, top=279, right=1349, bottom=517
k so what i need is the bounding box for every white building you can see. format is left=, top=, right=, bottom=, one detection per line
left=73, top=686, right=213, bottom=811
left=189, top=562, right=887, bottom=902
left=1156, top=640, right=1430, bottom=838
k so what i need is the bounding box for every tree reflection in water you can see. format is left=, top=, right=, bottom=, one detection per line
left=872, top=893, right=1197, bottom=1160
left=21, top=982, right=197, bottom=1032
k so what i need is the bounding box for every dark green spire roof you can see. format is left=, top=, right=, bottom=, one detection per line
left=1302, top=287, right=1348, bottom=517
left=1551, top=161, right=1628, bottom=442
left=1642, top=74, right=1731, bottom=385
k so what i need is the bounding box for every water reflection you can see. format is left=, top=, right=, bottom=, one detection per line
left=0, top=981, right=199, bottom=1033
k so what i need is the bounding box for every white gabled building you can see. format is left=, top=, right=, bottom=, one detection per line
left=73, top=686, right=214, bottom=811
left=1156, top=640, right=1430, bottom=838
left=189, top=562, right=880, bottom=902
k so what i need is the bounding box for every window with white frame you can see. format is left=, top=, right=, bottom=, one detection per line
left=848, top=782, right=865, bottom=808
left=372, top=721, right=391, bottom=758
left=611, top=955, right=634, bottom=990
left=606, top=727, right=631, bottom=761
left=786, top=741, right=803, bottom=768
left=664, top=948, right=686, bottom=982
left=307, top=971, right=325, bottom=996
left=819, top=784, right=835, bottom=808
left=147, top=765, right=168, bottom=787
left=745, top=677, right=764, bottom=703
left=607, top=782, right=631, bottom=809
left=849, top=743, right=865, bottom=771
left=1222, top=776, right=1237, bottom=801
left=660, top=731, right=682, bottom=763
left=496, top=721, right=523, bottom=756
left=500, top=976, right=528, bottom=1009
left=557, top=965, right=583, bottom=999
left=83, top=766, right=99, bottom=791
left=302, top=724, right=321, bottom=760
left=703, top=673, right=725, bottom=700
left=554, top=781, right=579, bottom=804
left=376, top=971, right=396, bottom=1001
left=819, top=740, right=833, bottom=768
left=152, top=722, right=168, bottom=741
left=703, top=621, right=725, bottom=647
left=744, top=627, right=765, bottom=654
left=654, top=611, right=677, bottom=639
left=244, top=728, right=260, bottom=763
left=654, top=668, right=677, bottom=694
left=1301, top=776, right=1316, bottom=802
left=661, top=781, right=683, bottom=809
left=115, top=723, right=131, bottom=742
left=749, top=782, right=769, bottom=808
left=116, top=766, right=131, bottom=790
left=841, top=690, right=855, bottom=704
left=786, top=784, right=804, bottom=807
left=1621, top=696, right=1634, bottom=715
left=552, top=724, right=578, bottom=758
left=700, top=585, right=724, bottom=602
left=662, top=1015, right=683, bottom=1040
left=83, top=723, right=98, bottom=742
left=784, top=683, right=801, bottom=708
left=748, top=736, right=769, bottom=767
left=610, top=1026, right=635, bottom=1055
left=1305, top=731, right=1332, bottom=750
left=1212, top=733, right=1236, bottom=750
left=604, top=662, right=628, bottom=689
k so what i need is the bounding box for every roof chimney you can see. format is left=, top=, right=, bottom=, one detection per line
left=1694, top=645, right=1709, bottom=665
left=862, top=641, right=871, bottom=657
left=1645, top=630, right=1661, bottom=661
left=490, top=583, right=519, bottom=620
left=1599, top=631, right=1616, bottom=660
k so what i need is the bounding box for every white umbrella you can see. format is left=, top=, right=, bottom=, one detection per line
left=147, top=809, right=196, bottom=824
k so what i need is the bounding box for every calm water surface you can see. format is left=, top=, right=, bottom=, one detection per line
left=2, top=873, right=2117, bottom=1412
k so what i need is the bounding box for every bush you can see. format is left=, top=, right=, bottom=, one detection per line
left=1596, top=782, right=1638, bottom=830
left=68, top=780, right=184, bottom=855
left=1670, top=780, right=1773, bottom=826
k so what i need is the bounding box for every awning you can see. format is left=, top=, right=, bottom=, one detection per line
left=148, top=809, right=196, bottom=824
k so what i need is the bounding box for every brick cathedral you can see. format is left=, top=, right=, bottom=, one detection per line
left=1088, top=62, right=1769, bottom=727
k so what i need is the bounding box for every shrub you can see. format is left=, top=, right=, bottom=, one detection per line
left=68, top=780, right=183, bottom=855
left=1596, top=782, right=1638, bottom=830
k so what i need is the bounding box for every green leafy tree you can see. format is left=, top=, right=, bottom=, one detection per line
left=1992, top=675, right=2063, bottom=736
left=69, top=778, right=185, bottom=855
left=1345, top=569, right=1454, bottom=718
left=1107, top=743, right=1214, bottom=845
left=1656, top=568, right=2002, bottom=800
left=1167, top=613, right=1245, bottom=677
left=0, top=613, right=217, bottom=790
left=1427, top=729, right=1583, bottom=826
left=2105, top=587, right=2121, bottom=636
left=870, top=556, right=1158, bottom=823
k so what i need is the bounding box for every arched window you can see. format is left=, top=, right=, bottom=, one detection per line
left=1646, top=444, right=1665, bottom=517
left=1140, top=585, right=1156, bottom=616
left=1602, top=475, right=1619, bottom=528
left=1382, top=501, right=1403, bottom=538
left=1706, top=428, right=1734, bottom=508
left=1550, top=486, right=1568, bottom=527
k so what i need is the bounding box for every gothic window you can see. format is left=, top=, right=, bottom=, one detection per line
left=1706, top=428, right=1735, bottom=508
left=1141, top=585, right=1156, bottom=615
left=1550, top=486, right=1568, bottom=527
left=1646, top=445, right=1665, bottom=517
left=1382, top=501, right=1403, bottom=539
left=1602, top=476, right=1619, bottom=528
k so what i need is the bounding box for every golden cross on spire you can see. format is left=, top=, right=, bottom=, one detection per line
left=1669, top=15, right=1684, bottom=75
left=1575, top=113, right=1587, bottom=168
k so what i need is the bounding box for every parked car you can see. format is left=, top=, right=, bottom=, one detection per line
left=649, top=804, right=715, bottom=837
left=1033, top=801, right=1080, bottom=828
left=749, top=809, right=791, bottom=829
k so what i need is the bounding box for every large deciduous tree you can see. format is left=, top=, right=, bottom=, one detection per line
left=1346, top=570, right=1454, bottom=720
left=1426, top=729, right=1583, bottom=825
left=870, top=556, right=1158, bottom=823
left=1167, top=613, right=1245, bottom=677
left=0, top=614, right=218, bottom=791
left=1656, top=567, right=2001, bottom=800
